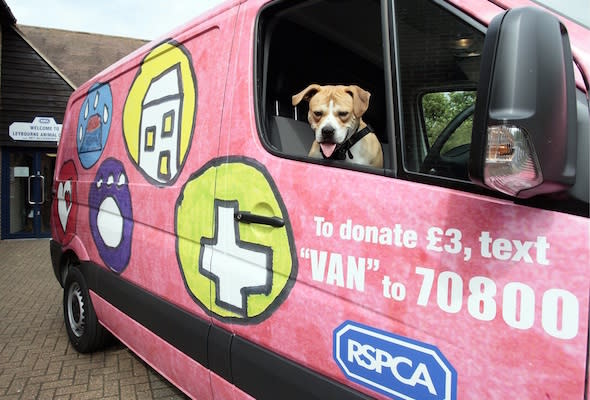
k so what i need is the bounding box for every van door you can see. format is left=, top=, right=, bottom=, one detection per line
left=52, top=6, right=240, bottom=400
left=213, top=0, right=589, bottom=399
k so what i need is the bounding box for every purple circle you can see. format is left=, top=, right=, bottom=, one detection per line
left=89, top=158, right=133, bottom=273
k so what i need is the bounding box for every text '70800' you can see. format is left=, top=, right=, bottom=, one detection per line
left=299, top=217, right=578, bottom=340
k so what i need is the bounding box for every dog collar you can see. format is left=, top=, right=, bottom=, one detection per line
left=320, top=125, right=372, bottom=161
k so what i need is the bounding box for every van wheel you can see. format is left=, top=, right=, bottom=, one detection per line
left=63, top=268, right=108, bottom=353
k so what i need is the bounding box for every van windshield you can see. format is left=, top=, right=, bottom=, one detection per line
left=533, top=0, right=590, bottom=29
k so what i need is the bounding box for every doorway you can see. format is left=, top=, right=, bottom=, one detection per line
left=1, top=148, right=56, bottom=239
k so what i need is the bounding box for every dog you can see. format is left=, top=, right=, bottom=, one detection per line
left=292, top=84, right=383, bottom=168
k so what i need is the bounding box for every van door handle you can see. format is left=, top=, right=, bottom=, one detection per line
left=234, top=211, right=284, bottom=228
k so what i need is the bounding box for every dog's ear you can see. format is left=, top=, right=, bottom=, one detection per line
left=292, top=84, right=322, bottom=106
left=346, top=85, right=371, bottom=117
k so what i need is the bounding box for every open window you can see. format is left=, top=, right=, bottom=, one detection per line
left=256, top=0, right=485, bottom=180
left=256, top=0, right=388, bottom=168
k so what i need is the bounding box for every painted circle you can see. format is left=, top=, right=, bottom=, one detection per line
left=89, top=158, right=133, bottom=273
left=53, top=160, right=78, bottom=243
left=123, top=41, right=197, bottom=185
left=175, top=157, right=297, bottom=323
left=97, top=197, right=124, bottom=247
left=77, top=83, right=113, bottom=168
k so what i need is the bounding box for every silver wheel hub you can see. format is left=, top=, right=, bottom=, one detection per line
left=67, top=282, right=85, bottom=338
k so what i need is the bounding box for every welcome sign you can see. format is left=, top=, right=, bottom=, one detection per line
left=9, top=117, right=62, bottom=142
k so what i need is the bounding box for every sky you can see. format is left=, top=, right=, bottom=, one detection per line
left=534, top=0, right=590, bottom=28
left=5, top=0, right=227, bottom=40
left=5, top=0, right=589, bottom=40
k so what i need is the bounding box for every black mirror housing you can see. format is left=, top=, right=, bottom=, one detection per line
left=469, top=7, right=577, bottom=198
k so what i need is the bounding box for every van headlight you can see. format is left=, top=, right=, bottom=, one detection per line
left=484, top=124, right=543, bottom=197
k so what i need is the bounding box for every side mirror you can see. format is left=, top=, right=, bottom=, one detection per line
left=469, top=7, right=577, bottom=198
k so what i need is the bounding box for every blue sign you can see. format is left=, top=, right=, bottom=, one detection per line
left=333, top=321, right=457, bottom=400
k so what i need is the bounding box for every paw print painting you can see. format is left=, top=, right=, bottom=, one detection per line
left=77, top=83, right=113, bottom=168
left=89, top=159, right=133, bottom=273
left=123, top=41, right=197, bottom=186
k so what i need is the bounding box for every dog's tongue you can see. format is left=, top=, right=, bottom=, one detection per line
left=321, top=143, right=337, bottom=158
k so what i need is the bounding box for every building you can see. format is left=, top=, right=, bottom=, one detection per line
left=0, top=1, right=146, bottom=239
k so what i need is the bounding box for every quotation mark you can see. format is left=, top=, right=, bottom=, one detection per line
left=299, top=247, right=380, bottom=271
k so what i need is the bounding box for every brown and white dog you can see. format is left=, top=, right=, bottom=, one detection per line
left=292, top=84, right=383, bottom=168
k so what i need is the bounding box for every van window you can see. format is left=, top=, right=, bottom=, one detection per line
left=256, top=0, right=483, bottom=180
left=422, top=91, right=475, bottom=149
left=419, top=90, right=476, bottom=179
left=395, top=1, right=484, bottom=180
left=256, top=0, right=387, bottom=167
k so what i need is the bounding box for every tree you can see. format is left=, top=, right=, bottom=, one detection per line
left=422, top=91, right=476, bottom=151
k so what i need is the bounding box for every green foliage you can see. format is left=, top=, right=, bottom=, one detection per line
left=422, top=91, right=476, bottom=153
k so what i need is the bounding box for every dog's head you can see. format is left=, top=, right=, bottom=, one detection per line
left=292, top=84, right=370, bottom=158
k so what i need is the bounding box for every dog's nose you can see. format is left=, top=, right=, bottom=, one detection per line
left=321, top=126, right=335, bottom=139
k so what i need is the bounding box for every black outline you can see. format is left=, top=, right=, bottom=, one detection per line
left=175, top=156, right=298, bottom=325
left=88, top=157, right=134, bottom=274
left=144, top=126, right=156, bottom=152
left=161, top=109, right=175, bottom=138
left=157, top=150, right=171, bottom=181
left=122, top=40, right=197, bottom=187
left=137, top=63, right=183, bottom=177
left=199, top=199, right=273, bottom=317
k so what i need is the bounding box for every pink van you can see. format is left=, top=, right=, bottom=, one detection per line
left=50, top=0, right=589, bottom=398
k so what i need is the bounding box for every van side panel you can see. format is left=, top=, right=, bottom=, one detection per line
left=212, top=0, right=590, bottom=399
left=90, top=293, right=212, bottom=399
left=52, top=5, right=241, bottom=399
left=51, top=0, right=589, bottom=399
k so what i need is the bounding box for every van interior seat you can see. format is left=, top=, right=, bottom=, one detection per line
left=269, top=115, right=390, bottom=169
left=269, top=116, right=314, bottom=156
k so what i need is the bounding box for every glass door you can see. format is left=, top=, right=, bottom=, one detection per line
left=1, top=148, right=56, bottom=238
left=38, top=152, right=56, bottom=235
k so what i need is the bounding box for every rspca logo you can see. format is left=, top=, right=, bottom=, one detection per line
left=333, top=321, right=456, bottom=400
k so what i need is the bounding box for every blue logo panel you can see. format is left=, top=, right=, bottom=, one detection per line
left=333, top=321, right=456, bottom=400
left=77, top=82, right=113, bottom=168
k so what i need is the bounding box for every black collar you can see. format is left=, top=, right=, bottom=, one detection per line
left=320, top=125, right=372, bottom=160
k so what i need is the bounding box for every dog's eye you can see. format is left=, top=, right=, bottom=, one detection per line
left=313, top=111, right=323, bottom=117
left=338, top=111, right=349, bottom=118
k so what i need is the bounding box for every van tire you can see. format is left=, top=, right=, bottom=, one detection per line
left=63, top=267, right=109, bottom=353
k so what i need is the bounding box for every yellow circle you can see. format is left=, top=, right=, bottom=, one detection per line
left=176, top=158, right=297, bottom=323
left=123, top=42, right=196, bottom=184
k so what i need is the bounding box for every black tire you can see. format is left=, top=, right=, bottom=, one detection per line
left=63, top=267, right=109, bottom=353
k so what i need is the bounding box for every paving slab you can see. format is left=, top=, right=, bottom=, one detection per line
left=0, top=239, right=188, bottom=400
